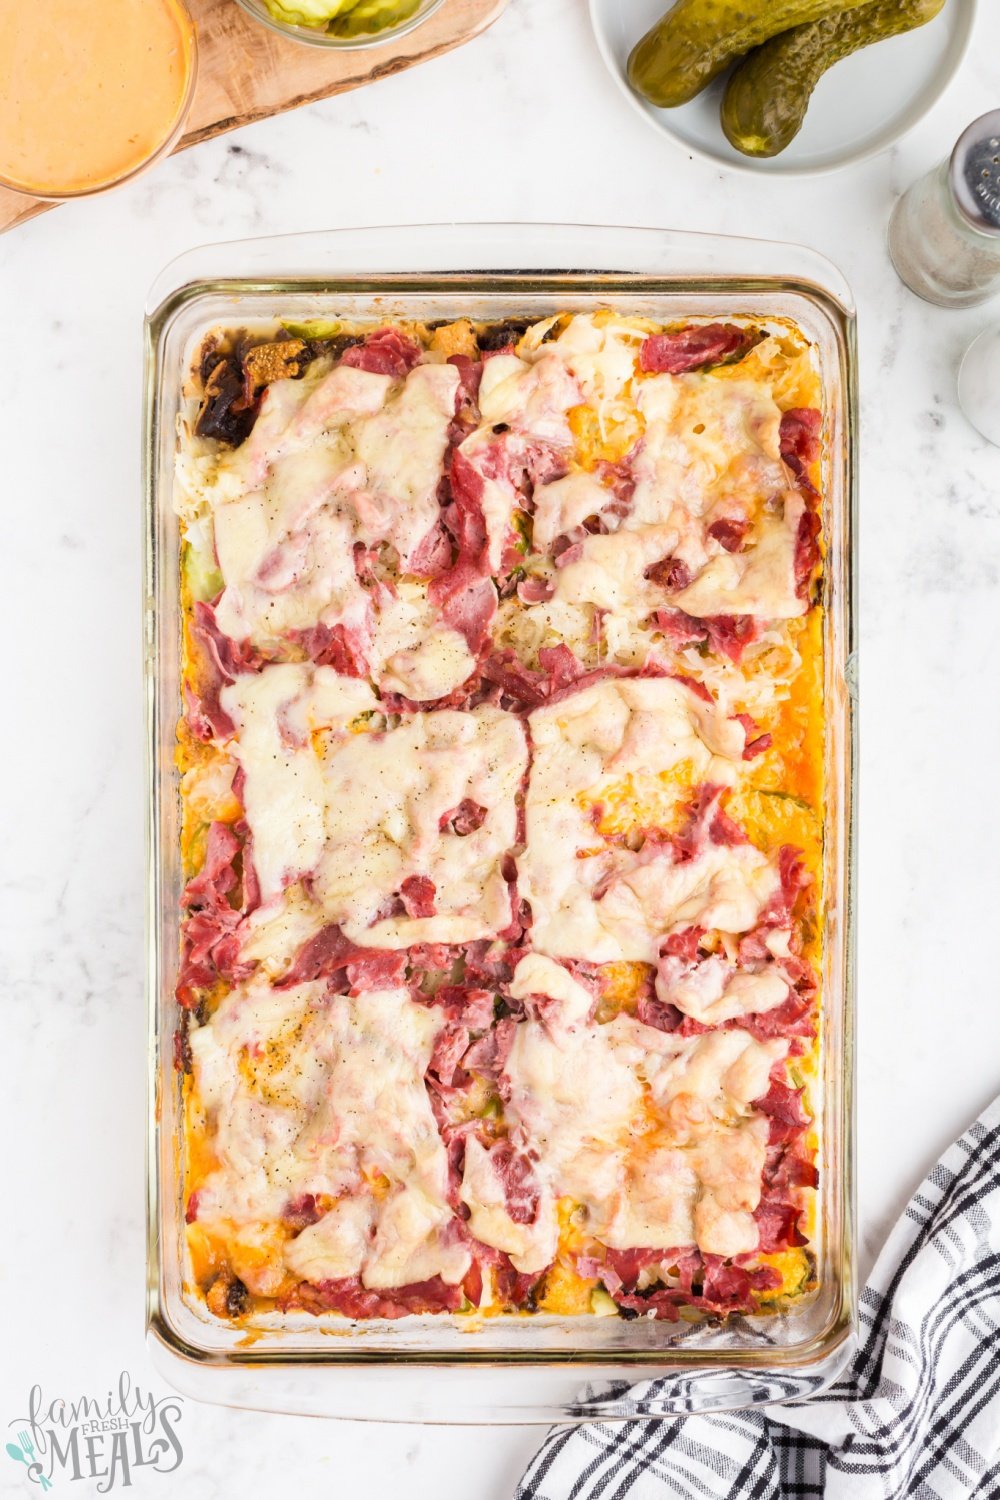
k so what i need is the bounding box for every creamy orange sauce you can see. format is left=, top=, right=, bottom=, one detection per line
left=0, top=0, right=195, bottom=197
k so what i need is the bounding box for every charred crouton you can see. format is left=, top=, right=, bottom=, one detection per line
left=195, top=357, right=256, bottom=446
left=206, top=1269, right=250, bottom=1319
left=429, top=319, right=478, bottom=360
left=242, top=337, right=307, bottom=387
left=477, top=319, right=530, bottom=353
left=226, top=1277, right=250, bottom=1317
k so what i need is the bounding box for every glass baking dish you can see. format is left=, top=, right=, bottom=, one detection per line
left=144, top=223, right=857, bottom=1423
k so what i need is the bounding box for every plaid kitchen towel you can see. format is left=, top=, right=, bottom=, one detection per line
left=517, top=1096, right=1000, bottom=1500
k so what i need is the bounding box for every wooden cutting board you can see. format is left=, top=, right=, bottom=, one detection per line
left=0, top=0, right=506, bottom=235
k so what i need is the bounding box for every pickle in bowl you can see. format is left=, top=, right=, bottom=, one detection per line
left=262, top=0, right=418, bottom=34
left=722, top=0, right=947, bottom=158
left=627, top=0, right=872, bottom=109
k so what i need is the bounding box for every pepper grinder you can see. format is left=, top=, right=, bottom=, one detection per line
left=889, top=110, right=1000, bottom=308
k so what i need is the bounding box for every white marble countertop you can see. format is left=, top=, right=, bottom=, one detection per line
left=3, top=0, right=1000, bottom=1493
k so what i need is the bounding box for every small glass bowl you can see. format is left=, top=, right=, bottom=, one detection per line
left=235, top=0, right=445, bottom=49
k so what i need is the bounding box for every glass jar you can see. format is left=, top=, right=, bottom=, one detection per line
left=958, top=325, right=1000, bottom=445
left=888, top=110, right=1000, bottom=308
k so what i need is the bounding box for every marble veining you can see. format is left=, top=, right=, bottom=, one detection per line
left=2, top=0, right=1000, bottom=1492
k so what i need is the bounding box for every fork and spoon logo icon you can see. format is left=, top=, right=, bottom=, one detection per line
left=5, top=1431, right=53, bottom=1490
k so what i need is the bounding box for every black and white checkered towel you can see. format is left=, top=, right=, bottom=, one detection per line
left=517, top=1096, right=1000, bottom=1500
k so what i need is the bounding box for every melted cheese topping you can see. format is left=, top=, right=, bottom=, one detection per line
left=672, top=492, right=804, bottom=619
left=518, top=676, right=774, bottom=962
left=455, top=426, right=520, bottom=573
left=459, top=1137, right=558, bottom=1271
left=554, top=524, right=683, bottom=616
left=611, top=1022, right=785, bottom=1257
left=632, top=373, right=783, bottom=524
left=532, top=470, right=612, bottom=553
left=529, top=346, right=807, bottom=629
left=220, top=663, right=377, bottom=904
left=592, top=842, right=782, bottom=962
left=240, top=884, right=327, bottom=979
left=364, top=581, right=476, bottom=702
left=522, top=314, right=648, bottom=456
left=613, top=1021, right=788, bottom=1126
left=461, top=955, right=784, bottom=1267
left=465, top=954, right=642, bottom=1273
left=533, top=315, right=646, bottom=411
left=239, top=365, right=394, bottom=489
left=655, top=951, right=789, bottom=1024
left=195, top=362, right=460, bottom=656
left=190, top=978, right=332, bottom=1226
left=191, top=981, right=470, bottom=1290
left=222, top=663, right=528, bottom=948
left=477, top=352, right=580, bottom=444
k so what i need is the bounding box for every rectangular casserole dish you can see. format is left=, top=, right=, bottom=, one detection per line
left=145, top=223, right=857, bottom=1422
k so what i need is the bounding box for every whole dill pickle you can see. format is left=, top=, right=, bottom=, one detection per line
left=722, top=0, right=946, bottom=157
left=627, top=0, right=870, bottom=109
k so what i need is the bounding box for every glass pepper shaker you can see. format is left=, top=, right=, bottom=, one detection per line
left=888, top=110, right=1000, bottom=307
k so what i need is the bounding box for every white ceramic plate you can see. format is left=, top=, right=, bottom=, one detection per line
left=589, top=0, right=977, bottom=176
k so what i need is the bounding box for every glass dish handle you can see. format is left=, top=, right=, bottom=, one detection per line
left=146, top=223, right=856, bottom=321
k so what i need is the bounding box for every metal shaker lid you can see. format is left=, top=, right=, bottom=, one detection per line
left=950, top=110, right=1000, bottom=235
